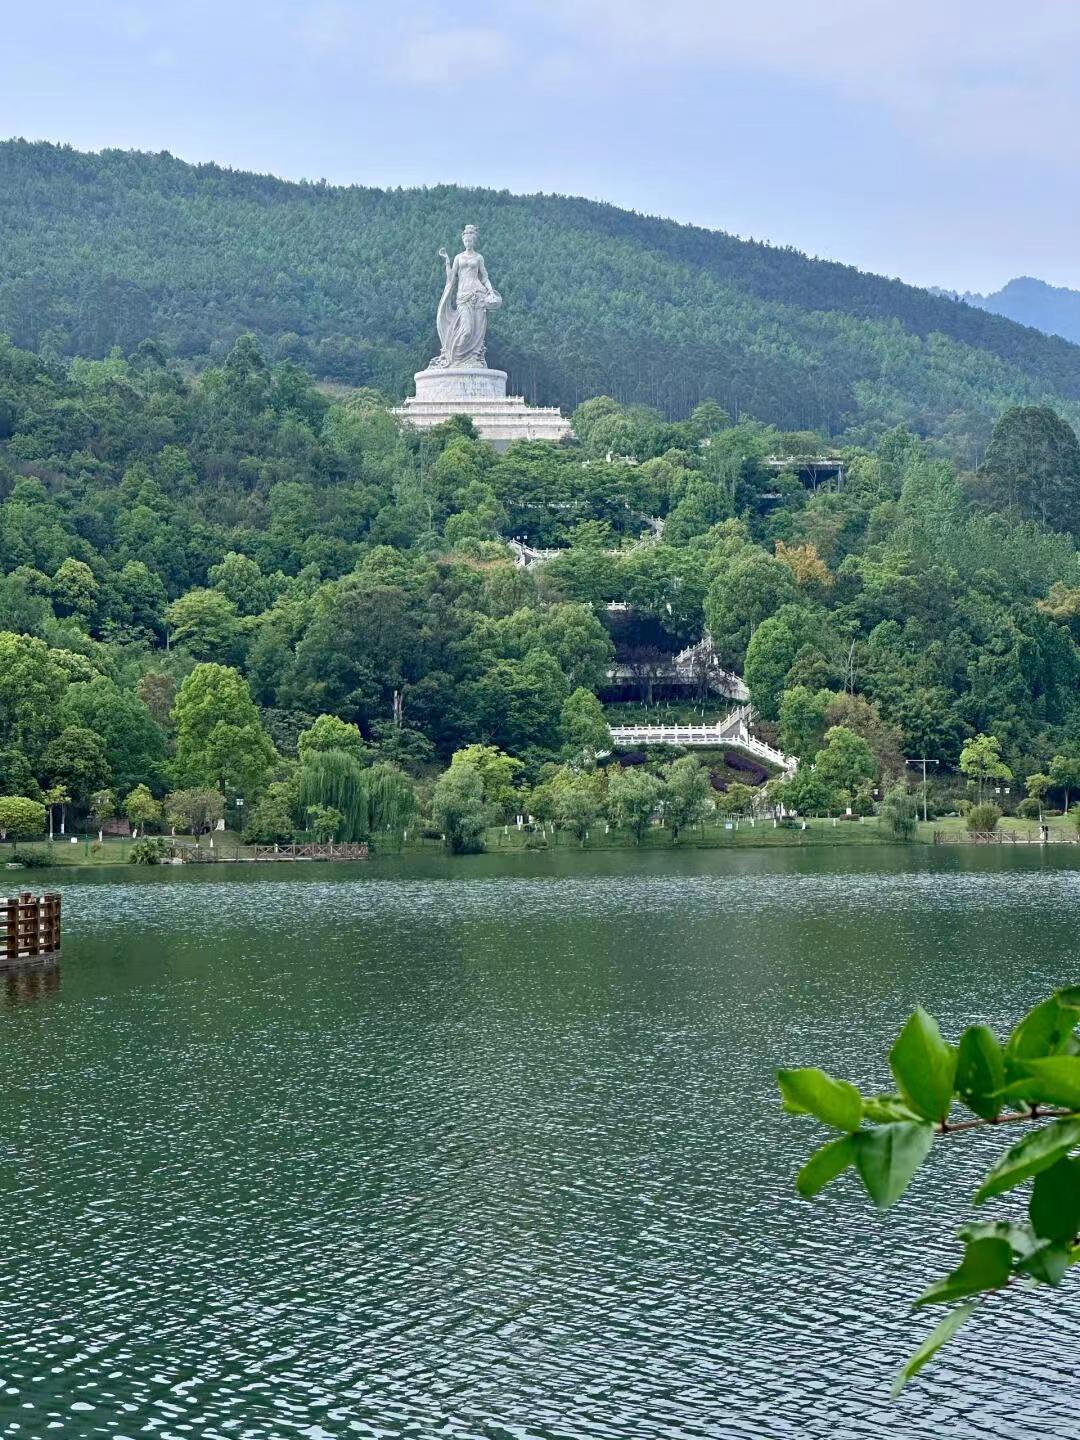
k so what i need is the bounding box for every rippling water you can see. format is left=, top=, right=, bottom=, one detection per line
left=3, top=846, right=1080, bottom=1438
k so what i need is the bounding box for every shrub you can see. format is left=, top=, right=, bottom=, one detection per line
left=878, top=785, right=917, bottom=840
left=8, top=847, right=50, bottom=868
left=1016, top=796, right=1042, bottom=820
left=129, top=837, right=169, bottom=865
left=965, top=803, right=1001, bottom=833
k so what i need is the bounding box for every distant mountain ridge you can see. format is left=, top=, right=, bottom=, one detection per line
left=4, top=139, right=1080, bottom=441
left=959, top=276, right=1080, bottom=347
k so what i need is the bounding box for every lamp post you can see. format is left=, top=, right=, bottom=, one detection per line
left=905, top=757, right=938, bottom=825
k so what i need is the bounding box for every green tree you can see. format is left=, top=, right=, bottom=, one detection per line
left=305, top=805, right=344, bottom=843
left=432, top=763, right=488, bottom=854
left=717, top=781, right=755, bottom=816
left=172, top=665, right=275, bottom=800
left=664, top=755, right=711, bottom=841
left=297, top=713, right=371, bottom=765
left=62, top=679, right=167, bottom=796
left=980, top=405, right=1080, bottom=531
left=607, top=768, right=663, bottom=844
left=783, top=767, right=835, bottom=816
left=165, top=788, right=224, bottom=835
left=704, top=548, right=797, bottom=664
left=1049, top=752, right=1080, bottom=814
left=744, top=607, right=822, bottom=721
left=447, top=745, right=523, bottom=816
left=778, top=686, right=832, bottom=762
left=208, top=550, right=272, bottom=616
left=814, top=726, right=877, bottom=800
left=243, top=780, right=298, bottom=845
left=165, top=589, right=242, bottom=662
left=297, top=749, right=370, bottom=842
left=0, top=631, right=67, bottom=766
left=560, top=688, right=611, bottom=768
left=554, top=776, right=601, bottom=844
left=88, top=788, right=116, bottom=830
left=959, top=734, right=1012, bottom=804
left=1026, top=771, right=1052, bottom=820
left=51, top=558, right=99, bottom=623
left=0, top=796, right=46, bottom=841
left=123, top=784, right=161, bottom=833
left=41, top=726, right=111, bottom=809
left=878, top=784, right=917, bottom=839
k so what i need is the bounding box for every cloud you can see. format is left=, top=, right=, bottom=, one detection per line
left=294, top=3, right=512, bottom=88
left=530, top=0, right=1080, bottom=163
left=394, top=25, right=512, bottom=85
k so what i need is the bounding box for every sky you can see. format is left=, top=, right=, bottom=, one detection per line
left=5, top=0, right=1080, bottom=294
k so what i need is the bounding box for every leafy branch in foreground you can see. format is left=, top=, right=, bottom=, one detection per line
left=778, top=988, right=1080, bottom=1395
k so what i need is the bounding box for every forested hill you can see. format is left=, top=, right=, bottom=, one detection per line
left=4, top=139, right=1080, bottom=445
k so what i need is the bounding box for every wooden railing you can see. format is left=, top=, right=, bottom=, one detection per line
left=250, top=842, right=370, bottom=861
left=934, top=830, right=1078, bottom=845
left=1, top=891, right=61, bottom=965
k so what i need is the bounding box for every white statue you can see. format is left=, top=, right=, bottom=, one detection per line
left=429, top=224, right=502, bottom=369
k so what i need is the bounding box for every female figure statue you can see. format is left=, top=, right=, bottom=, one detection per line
left=430, top=224, right=502, bottom=368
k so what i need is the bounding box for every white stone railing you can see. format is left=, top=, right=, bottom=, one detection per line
left=606, top=714, right=797, bottom=773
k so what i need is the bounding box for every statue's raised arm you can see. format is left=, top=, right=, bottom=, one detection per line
left=429, top=224, right=502, bottom=370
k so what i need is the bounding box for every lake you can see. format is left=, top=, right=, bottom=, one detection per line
left=3, top=846, right=1079, bottom=1438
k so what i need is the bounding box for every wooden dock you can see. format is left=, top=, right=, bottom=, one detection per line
left=1, top=891, right=61, bottom=969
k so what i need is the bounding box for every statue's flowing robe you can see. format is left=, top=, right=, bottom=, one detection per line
left=434, top=253, right=501, bottom=367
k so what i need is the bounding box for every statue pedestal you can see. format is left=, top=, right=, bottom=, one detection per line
left=395, top=366, right=573, bottom=450
left=413, top=367, right=508, bottom=402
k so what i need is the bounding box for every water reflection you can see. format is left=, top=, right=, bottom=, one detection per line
left=2, top=960, right=61, bottom=1007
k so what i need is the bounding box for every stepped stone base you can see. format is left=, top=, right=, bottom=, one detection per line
left=394, top=368, right=573, bottom=450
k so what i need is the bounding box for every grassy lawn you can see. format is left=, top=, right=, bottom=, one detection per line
left=920, top=814, right=1080, bottom=843
left=405, top=815, right=907, bottom=852
left=15, top=814, right=1080, bottom=870
left=1, top=830, right=252, bottom=868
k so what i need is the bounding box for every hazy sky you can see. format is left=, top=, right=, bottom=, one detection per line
left=6, top=1, right=1079, bottom=293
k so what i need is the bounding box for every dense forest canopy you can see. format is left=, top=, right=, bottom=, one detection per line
left=5, top=140, right=1080, bottom=450
left=4, top=317, right=1080, bottom=846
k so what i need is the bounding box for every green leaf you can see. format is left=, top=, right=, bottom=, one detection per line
left=863, top=1094, right=921, bottom=1123
left=975, top=1117, right=1080, bottom=1203
left=959, top=1219, right=1037, bottom=1258
left=777, top=1067, right=863, bottom=1131
left=852, top=1121, right=934, bottom=1209
left=915, top=1237, right=1012, bottom=1306
left=1053, top=985, right=1080, bottom=1008
left=1005, top=995, right=1080, bottom=1071
left=889, top=1008, right=956, bottom=1123
left=955, top=1025, right=1005, bottom=1121
left=996, top=1057, right=1080, bottom=1110
left=891, top=1303, right=976, bottom=1397
left=1029, top=1156, right=1080, bottom=1241
left=796, top=1135, right=857, bottom=1198
left=1018, top=1239, right=1071, bottom=1286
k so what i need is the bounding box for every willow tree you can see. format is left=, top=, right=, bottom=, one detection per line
left=297, top=748, right=369, bottom=841
left=366, top=762, right=416, bottom=838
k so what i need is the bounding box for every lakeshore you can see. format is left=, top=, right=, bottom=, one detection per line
left=6, top=811, right=1080, bottom=867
